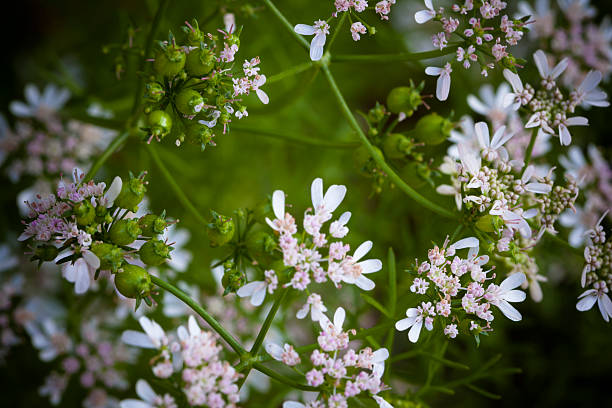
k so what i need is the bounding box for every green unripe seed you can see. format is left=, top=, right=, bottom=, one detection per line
left=115, top=264, right=152, bottom=299
left=74, top=200, right=96, bottom=226
left=175, top=89, right=204, bottom=115
left=387, top=86, right=422, bottom=115
left=413, top=113, right=453, bottom=145
left=109, top=219, right=142, bottom=246
left=147, top=110, right=173, bottom=140
left=144, top=82, right=165, bottom=103
left=91, top=242, right=124, bottom=272
left=115, top=176, right=147, bottom=211
left=153, top=46, right=186, bottom=78
left=382, top=133, right=414, bottom=159
left=138, top=214, right=167, bottom=236
left=139, top=239, right=171, bottom=266
left=185, top=123, right=214, bottom=147
left=207, top=211, right=235, bottom=247
left=185, top=48, right=215, bottom=77
left=246, top=230, right=277, bottom=265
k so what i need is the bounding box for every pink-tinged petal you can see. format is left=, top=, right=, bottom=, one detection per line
left=550, top=58, right=569, bottom=79
left=338, top=211, right=351, bottom=224
left=558, top=124, right=571, bottom=146
left=395, top=317, right=413, bottom=331
left=533, top=50, right=549, bottom=78
left=271, top=190, right=285, bottom=220
left=425, top=66, right=442, bottom=76
left=566, top=116, right=588, bottom=126
left=188, top=315, right=201, bottom=337
left=296, top=305, right=309, bottom=319
left=530, top=280, right=543, bottom=303
left=9, top=101, right=33, bottom=117
left=502, top=93, right=516, bottom=109
left=597, top=296, right=611, bottom=322
left=358, top=259, right=382, bottom=274
left=82, top=250, right=100, bottom=269
left=526, top=182, right=552, bottom=194
left=437, top=73, right=450, bottom=101
left=523, top=208, right=538, bottom=218
left=452, top=236, right=479, bottom=250
left=177, top=326, right=189, bottom=342
left=579, top=70, right=601, bottom=92
left=356, top=275, right=375, bottom=291
left=121, top=330, right=155, bottom=348
left=415, top=10, right=434, bottom=23
left=265, top=217, right=279, bottom=231
left=310, top=34, right=326, bottom=61
left=424, top=0, right=433, bottom=9
left=74, top=262, right=90, bottom=294
left=136, top=379, right=157, bottom=403
left=24, top=83, right=41, bottom=105
left=294, top=24, right=316, bottom=35
left=323, top=184, right=347, bottom=213
left=602, top=294, right=612, bottom=318
left=436, top=184, right=456, bottom=195
left=250, top=283, right=267, bottom=306
left=256, top=89, right=269, bottom=105
left=504, top=289, right=527, bottom=303
left=522, top=164, right=535, bottom=183
left=353, top=240, right=373, bottom=262
left=577, top=292, right=598, bottom=311
left=497, top=300, right=522, bottom=321
left=503, top=69, right=523, bottom=92
left=236, top=281, right=262, bottom=298
left=105, top=176, right=123, bottom=207
left=500, top=273, right=526, bottom=291
left=408, top=319, right=423, bottom=343
left=265, top=343, right=284, bottom=361
left=491, top=127, right=512, bottom=149
left=283, top=402, right=306, bottom=408
left=525, top=113, right=540, bottom=128
left=467, top=94, right=489, bottom=115
left=334, top=307, right=346, bottom=329
left=474, top=121, right=490, bottom=148
left=373, top=348, right=389, bottom=362
left=120, top=399, right=151, bottom=408
left=311, top=178, right=323, bottom=208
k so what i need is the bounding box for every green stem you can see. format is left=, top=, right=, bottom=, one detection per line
left=326, top=12, right=347, bottom=53
left=150, top=275, right=247, bottom=356
left=82, top=131, right=129, bottom=183
left=332, top=45, right=461, bottom=63
left=146, top=144, right=208, bottom=227
left=384, top=248, right=397, bottom=383
left=268, top=61, right=313, bottom=84
left=520, top=127, right=539, bottom=176
left=321, top=65, right=455, bottom=219
left=252, top=362, right=320, bottom=391
left=231, top=124, right=359, bottom=149
left=262, top=0, right=310, bottom=51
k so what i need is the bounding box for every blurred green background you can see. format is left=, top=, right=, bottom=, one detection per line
left=0, top=0, right=611, bottom=407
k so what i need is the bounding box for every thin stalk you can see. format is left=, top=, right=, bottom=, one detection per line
left=252, top=362, right=319, bottom=391
left=520, top=128, right=539, bottom=176
left=146, top=144, right=208, bottom=227
left=262, top=0, right=310, bottom=51
left=231, top=124, right=359, bottom=149
left=150, top=275, right=247, bottom=355
left=321, top=65, right=455, bottom=219
left=384, top=248, right=397, bottom=384
left=332, top=45, right=461, bottom=63
left=268, top=61, right=313, bottom=84
left=326, top=12, right=347, bottom=53
left=83, top=131, right=129, bottom=183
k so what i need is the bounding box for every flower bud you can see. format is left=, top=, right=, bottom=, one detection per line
left=74, top=200, right=96, bottom=226
left=175, top=89, right=204, bottom=115
left=185, top=123, right=214, bottom=149
left=139, top=239, right=171, bottom=266
left=138, top=213, right=167, bottom=237
left=382, top=133, right=416, bottom=159
left=144, top=82, right=165, bottom=103
left=246, top=229, right=277, bottom=266
left=367, top=102, right=387, bottom=124
left=183, top=19, right=205, bottom=45
left=221, top=261, right=245, bottom=295
left=413, top=113, right=453, bottom=145
left=207, top=210, right=235, bottom=247
left=109, top=219, right=142, bottom=246
left=91, top=242, right=124, bottom=272
left=115, top=264, right=153, bottom=299
left=147, top=110, right=173, bottom=140
left=115, top=173, right=147, bottom=211
left=386, top=84, right=423, bottom=116
left=185, top=48, right=215, bottom=77
left=153, top=45, right=186, bottom=78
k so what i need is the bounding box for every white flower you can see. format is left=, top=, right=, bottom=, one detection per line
left=99, top=176, right=122, bottom=208
left=26, top=318, right=72, bottom=362
left=329, top=211, right=351, bottom=238
left=576, top=284, right=612, bottom=322
left=533, top=50, right=568, bottom=88
left=177, top=315, right=202, bottom=341
left=350, top=22, right=367, bottom=41
left=574, top=70, right=609, bottom=108
left=425, top=63, right=452, bottom=101
left=489, top=200, right=534, bottom=239
left=373, top=395, right=394, bottom=408
left=467, top=84, right=512, bottom=126
left=370, top=347, right=390, bottom=378
left=557, top=116, right=589, bottom=146
left=296, top=293, right=328, bottom=321
left=474, top=121, right=514, bottom=161
left=502, top=69, right=531, bottom=110
left=265, top=189, right=297, bottom=235
left=395, top=302, right=435, bottom=343
left=415, top=0, right=436, bottom=23
left=120, top=379, right=176, bottom=408
left=294, top=20, right=330, bottom=61
left=62, top=250, right=100, bottom=294
left=237, top=280, right=269, bottom=306
left=9, top=83, right=71, bottom=118
left=341, top=241, right=382, bottom=290
left=252, top=74, right=269, bottom=104
left=264, top=342, right=301, bottom=366
left=121, top=316, right=168, bottom=349
left=525, top=111, right=554, bottom=134
left=319, top=306, right=346, bottom=333
left=486, top=273, right=527, bottom=321
left=311, top=177, right=347, bottom=219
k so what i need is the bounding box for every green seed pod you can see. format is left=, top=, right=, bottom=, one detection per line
left=413, top=113, right=453, bottom=145
left=91, top=242, right=124, bottom=272
left=144, top=82, right=165, bottom=103
left=74, top=200, right=96, bottom=226
left=147, top=110, right=173, bottom=140
left=138, top=213, right=167, bottom=237
left=109, top=219, right=142, bottom=246
left=115, top=264, right=152, bottom=299
left=175, top=89, right=204, bottom=116
left=185, top=123, right=214, bottom=148
left=115, top=174, right=147, bottom=211
left=184, top=20, right=205, bottom=45
left=185, top=48, right=215, bottom=77
left=153, top=46, right=186, bottom=78
left=32, top=245, right=60, bottom=263
left=221, top=261, right=245, bottom=295
left=353, top=146, right=384, bottom=176
left=367, top=102, right=387, bottom=124
left=246, top=230, right=277, bottom=266
left=386, top=86, right=423, bottom=115
left=475, top=214, right=502, bottom=233
left=207, top=210, right=235, bottom=247
left=139, top=239, right=171, bottom=266
left=382, top=133, right=415, bottom=159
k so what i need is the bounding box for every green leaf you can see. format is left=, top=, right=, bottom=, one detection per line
left=360, top=292, right=390, bottom=318
left=464, top=383, right=502, bottom=400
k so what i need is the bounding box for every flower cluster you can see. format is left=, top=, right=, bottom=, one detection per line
left=1, top=84, right=114, bottom=187
left=294, top=0, right=398, bottom=61
left=122, top=315, right=241, bottom=407
left=396, top=236, right=527, bottom=342
left=141, top=17, right=268, bottom=150
left=18, top=168, right=175, bottom=302
left=576, top=213, right=612, bottom=322
left=502, top=50, right=608, bottom=146
left=237, top=178, right=382, bottom=314
left=416, top=0, right=530, bottom=100
left=518, top=0, right=612, bottom=88
left=275, top=307, right=392, bottom=408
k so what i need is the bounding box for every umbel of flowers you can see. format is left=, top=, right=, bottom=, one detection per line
left=19, top=168, right=175, bottom=305
left=141, top=17, right=268, bottom=150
